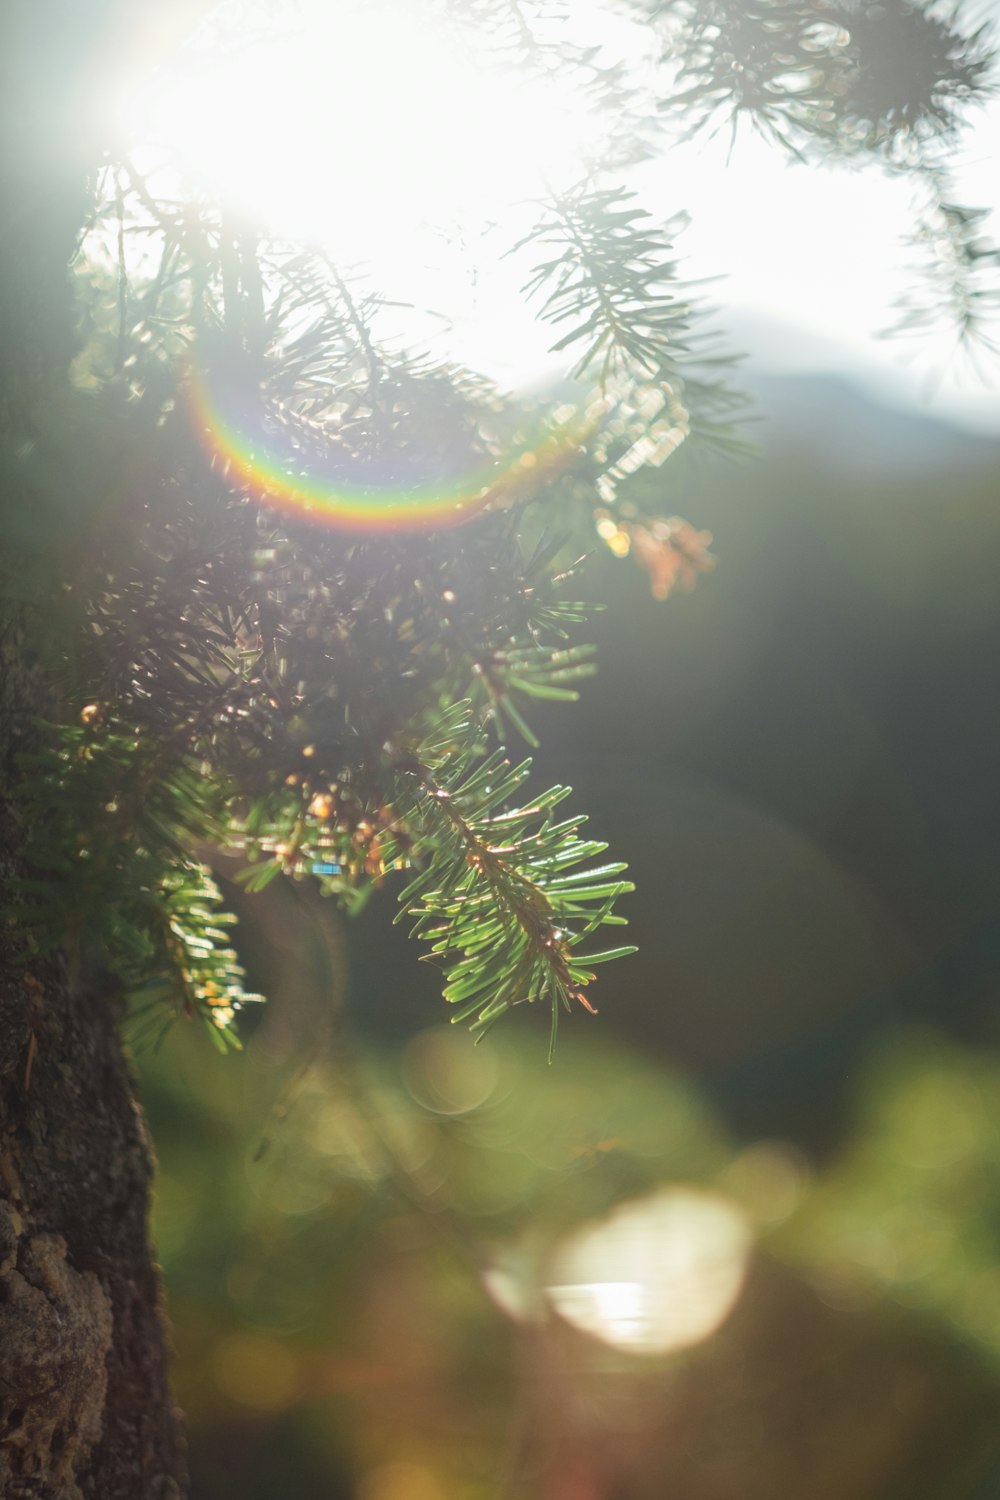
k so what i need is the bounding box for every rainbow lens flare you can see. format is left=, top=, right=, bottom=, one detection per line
left=188, top=365, right=601, bottom=534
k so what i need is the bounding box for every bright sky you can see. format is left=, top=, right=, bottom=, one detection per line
left=113, top=0, right=1000, bottom=433
left=652, top=109, right=1000, bottom=433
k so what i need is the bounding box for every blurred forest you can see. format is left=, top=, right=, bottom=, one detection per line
left=144, top=366, right=1000, bottom=1499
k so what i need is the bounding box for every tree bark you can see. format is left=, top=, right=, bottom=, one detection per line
left=1, top=5, right=187, bottom=1494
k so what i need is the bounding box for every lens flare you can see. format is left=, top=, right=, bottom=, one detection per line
left=188, top=366, right=602, bottom=534
left=546, top=1187, right=751, bottom=1354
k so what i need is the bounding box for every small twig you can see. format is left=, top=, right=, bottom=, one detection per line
left=116, top=168, right=129, bottom=372
left=23, top=1030, right=37, bottom=1092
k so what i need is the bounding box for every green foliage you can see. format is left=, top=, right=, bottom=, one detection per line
left=2, top=0, right=997, bottom=1052
left=6, top=722, right=260, bottom=1045
left=384, top=701, right=636, bottom=1053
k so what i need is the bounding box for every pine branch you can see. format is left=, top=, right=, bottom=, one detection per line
left=383, top=704, right=635, bottom=1056
left=513, top=184, right=750, bottom=486
left=516, top=185, right=696, bottom=385
left=886, top=171, right=1000, bottom=356
left=4, top=720, right=260, bottom=1046
left=652, top=0, right=995, bottom=161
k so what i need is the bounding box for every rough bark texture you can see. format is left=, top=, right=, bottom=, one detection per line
left=1, top=4, right=187, bottom=1494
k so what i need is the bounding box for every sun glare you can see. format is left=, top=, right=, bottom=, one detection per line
left=112, top=0, right=1000, bottom=420
left=125, top=5, right=597, bottom=247
left=115, top=0, right=634, bottom=382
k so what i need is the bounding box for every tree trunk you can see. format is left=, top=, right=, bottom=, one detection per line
left=1, top=5, right=187, bottom=1494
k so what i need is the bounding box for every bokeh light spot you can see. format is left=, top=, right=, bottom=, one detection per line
left=546, top=1187, right=751, bottom=1354
left=358, top=1461, right=446, bottom=1500
left=212, top=1330, right=300, bottom=1413
left=720, top=1141, right=810, bottom=1227
left=402, top=1026, right=500, bottom=1116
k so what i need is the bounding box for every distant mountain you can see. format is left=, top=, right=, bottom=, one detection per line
left=534, top=305, right=1000, bottom=479
left=746, top=369, right=1000, bottom=478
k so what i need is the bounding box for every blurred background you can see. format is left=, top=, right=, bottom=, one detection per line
left=137, top=338, right=1000, bottom=1498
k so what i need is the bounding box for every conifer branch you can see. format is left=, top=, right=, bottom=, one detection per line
left=382, top=705, right=635, bottom=1055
